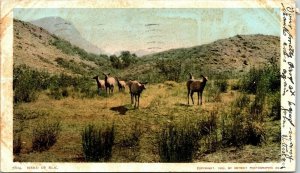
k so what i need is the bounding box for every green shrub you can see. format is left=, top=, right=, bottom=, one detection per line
left=239, top=64, right=280, bottom=94
left=156, top=59, right=182, bottom=82
left=221, top=108, right=245, bottom=148
left=214, top=79, right=228, bottom=92
left=221, top=106, right=265, bottom=148
left=244, top=121, right=265, bottom=146
left=13, top=65, right=51, bottom=103
left=50, top=38, right=75, bottom=55
left=205, top=82, right=221, bottom=102
left=55, top=58, right=87, bottom=75
left=32, top=120, right=61, bottom=151
left=158, top=123, right=200, bottom=162
left=81, top=124, right=115, bottom=162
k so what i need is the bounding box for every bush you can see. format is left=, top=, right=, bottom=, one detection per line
left=221, top=108, right=245, bottom=148
left=158, top=123, right=200, bottom=162
left=244, top=121, right=265, bottom=146
left=156, top=59, right=182, bottom=82
left=81, top=124, right=115, bottom=162
left=49, top=87, right=69, bottom=100
left=221, top=106, right=265, bottom=148
left=32, top=120, right=61, bottom=151
left=13, top=65, right=51, bottom=103
left=205, top=82, right=221, bottom=102
left=214, top=79, right=228, bottom=92
left=239, top=64, right=280, bottom=94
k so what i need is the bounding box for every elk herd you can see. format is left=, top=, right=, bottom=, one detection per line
left=93, top=72, right=207, bottom=108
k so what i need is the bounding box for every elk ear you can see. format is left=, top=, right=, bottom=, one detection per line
left=107, top=73, right=110, bottom=76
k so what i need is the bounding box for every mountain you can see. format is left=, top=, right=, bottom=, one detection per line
left=30, top=17, right=104, bottom=55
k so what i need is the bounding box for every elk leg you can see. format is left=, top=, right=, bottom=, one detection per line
left=191, top=92, right=194, bottom=105
left=134, top=95, right=137, bottom=108
left=137, top=94, right=140, bottom=107
left=187, top=89, right=190, bottom=105
left=197, top=92, right=200, bottom=105
left=200, top=93, right=203, bottom=105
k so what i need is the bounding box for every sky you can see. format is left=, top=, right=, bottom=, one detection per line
left=13, top=8, right=280, bottom=55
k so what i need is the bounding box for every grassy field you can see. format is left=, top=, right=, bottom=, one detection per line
left=13, top=80, right=280, bottom=162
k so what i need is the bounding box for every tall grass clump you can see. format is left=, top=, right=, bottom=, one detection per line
left=221, top=98, right=266, bottom=148
left=32, top=120, right=61, bottom=151
left=158, top=123, right=199, bottom=162
left=13, top=134, right=22, bottom=155
left=221, top=107, right=246, bottom=148
left=81, top=124, right=115, bottom=162
left=267, top=92, right=281, bottom=120
left=119, top=123, right=142, bottom=148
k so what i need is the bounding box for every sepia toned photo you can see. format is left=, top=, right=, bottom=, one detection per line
left=0, top=0, right=296, bottom=172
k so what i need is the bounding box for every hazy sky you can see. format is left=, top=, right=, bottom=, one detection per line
left=14, top=8, right=280, bottom=54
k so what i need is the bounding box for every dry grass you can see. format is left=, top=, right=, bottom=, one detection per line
left=13, top=82, right=280, bottom=162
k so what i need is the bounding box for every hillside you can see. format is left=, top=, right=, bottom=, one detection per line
left=143, top=34, right=279, bottom=72
left=13, top=19, right=109, bottom=75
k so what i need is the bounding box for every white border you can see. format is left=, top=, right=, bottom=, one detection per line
left=0, top=0, right=296, bottom=172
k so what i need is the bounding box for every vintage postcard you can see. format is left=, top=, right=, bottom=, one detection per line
left=0, top=0, right=296, bottom=172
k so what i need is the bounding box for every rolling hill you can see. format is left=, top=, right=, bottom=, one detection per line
left=13, top=18, right=280, bottom=81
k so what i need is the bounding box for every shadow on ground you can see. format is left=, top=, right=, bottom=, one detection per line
left=175, top=103, right=193, bottom=107
left=110, top=105, right=131, bottom=115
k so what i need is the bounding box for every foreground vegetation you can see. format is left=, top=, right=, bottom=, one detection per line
left=13, top=63, right=280, bottom=162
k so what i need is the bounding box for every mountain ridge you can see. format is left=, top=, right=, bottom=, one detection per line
left=30, top=17, right=104, bottom=55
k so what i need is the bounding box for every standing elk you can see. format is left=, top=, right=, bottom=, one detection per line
left=92, top=76, right=105, bottom=95
left=128, top=80, right=148, bottom=108
left=187, top=74, right=208, bottom=105
left=103, top=73, right=116, bottom=95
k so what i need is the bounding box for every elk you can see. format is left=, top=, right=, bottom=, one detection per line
left=92, top=76, right=105, bottom=95
left=115, top=77, right=126, bottom=92
left=187, top=74, right=208, bottom=105
left=129, top=80, right=147, bottom=108
left=103, top=73, right=116, bottom=95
